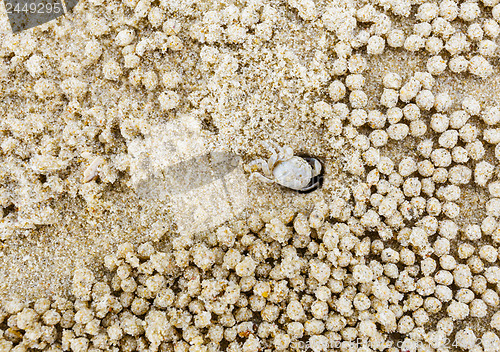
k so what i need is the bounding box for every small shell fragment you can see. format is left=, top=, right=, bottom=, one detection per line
left=83, top=156, right=105, bottom=183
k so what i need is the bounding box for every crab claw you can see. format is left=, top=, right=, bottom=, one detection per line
left=311, top=158, right=322, bottom=177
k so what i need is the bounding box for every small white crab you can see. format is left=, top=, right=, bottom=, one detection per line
left=246, top=142, right=322, bottom=192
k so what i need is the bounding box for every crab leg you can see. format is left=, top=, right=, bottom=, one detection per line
left=262, top=141, right=280, bottom=170
left=311, top=159, right=322, bottom=177
left=269, top=140, right=294, bottom=161
left=247, top=158, right=272, bottom=177
left=298, top=181, right=320, bottom=192
left=262, top=141, right=277, bottom=155
left=250, top=172, right=274, bottom=184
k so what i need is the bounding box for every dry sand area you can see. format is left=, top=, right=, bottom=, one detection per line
left=2, top=0, right=500, bottom=350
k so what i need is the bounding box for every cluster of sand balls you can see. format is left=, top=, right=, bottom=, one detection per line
left=379, top=0, right=500, bottom=78
left=4, top=0, right=500, bottom=348
left=5, top=0, right=500, bottom=231
left=1, top=200, right=500, bottom=351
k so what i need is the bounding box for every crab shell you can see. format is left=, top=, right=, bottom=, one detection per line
left=273, top=156, right=313, bottom=190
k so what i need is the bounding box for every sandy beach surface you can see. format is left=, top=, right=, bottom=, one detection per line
left=2, top=0, right=500, bottom=350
